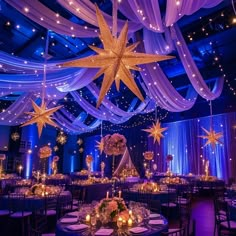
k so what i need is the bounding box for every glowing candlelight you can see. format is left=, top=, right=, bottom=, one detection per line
left=106, top=191, right=109, bottom=199
left=129, top=210, right=132, bottom=216
left=85, top=214, right=90, bottom=222
left=18, top=165, right=23, bottom=175
left=118, top=190, right=121, bottom=198
left=128, top=218, right=133, bottom=227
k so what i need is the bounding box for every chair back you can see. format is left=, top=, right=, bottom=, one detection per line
left=161, top=225, right=186, bottom=236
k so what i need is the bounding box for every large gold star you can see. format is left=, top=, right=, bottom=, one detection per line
left=21, top=100, right=62, bottom=138
left=199, top=127, right=223, bottom=149
left=96, top=138, right=104, bottom=154
left=61, top=5, right=173, bottom=107
left=143, top=120, right=168, bottom=144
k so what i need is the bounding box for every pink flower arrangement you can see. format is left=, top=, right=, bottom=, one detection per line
left=39, top=146, right=52, bottom=159
left=143, top=151, right=154, bottom=160
left=103, top=133, right=126, bottom=156
left=166, top=154, right=173, bottom=162
left=86, top=155, right=93, bottom=164
left=53, top=156, right=59, bottom=162
left=96, top=197, right=128, bottom=222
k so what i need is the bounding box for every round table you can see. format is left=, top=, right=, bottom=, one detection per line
left=0, top=191, right=72, bottom=211
left=56, top=214, right=168, bottom=236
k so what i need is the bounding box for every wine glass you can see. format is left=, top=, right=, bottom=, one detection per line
left=91, top=214, right=97, bottom=228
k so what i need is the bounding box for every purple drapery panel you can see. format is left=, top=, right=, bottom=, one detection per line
left=54, top=108, right=101, bottom=134
left=57, top=0, right=142, bottom=33
left=87, top=84, right=154, bottom=116
left=118, top=0, right=223, bottom=29
left=140, top=63, right=197, bottom=112
left=170, top=24, right=224, bottom=100
left=143, top=28, right=174, bottom=55
left=119, top=0, right=164, bottom=32
left=165, top=0, right=223, bottom=27
left=0, top=93, right=35, bottom=125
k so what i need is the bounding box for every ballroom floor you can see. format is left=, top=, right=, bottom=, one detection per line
left=169, top=195, right=215, bottom=236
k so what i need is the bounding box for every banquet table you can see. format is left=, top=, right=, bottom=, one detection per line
left=55, top=213, right=168, bottom=236
left=123, top=190, right=176, bottom=204
left=0, top=191, right=72, bottom=211
left=194, top=179, right=225, bottom=190
left=67, top=183, right=112, bottom=203
left=70, top=172, right=101, bottom=180
left=46, top=175, right=71, bottom=185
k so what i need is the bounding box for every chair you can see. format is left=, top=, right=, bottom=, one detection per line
left=161, top=224, right=186, bottom=236
left=148, top=199, right=161, bottom=213
left=8, top=193, right=32, bottom=236
left=214, top=197, right=236, bottom=236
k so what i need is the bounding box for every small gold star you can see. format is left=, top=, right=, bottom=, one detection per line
left=199, top=127, right=223, bottom=149
left=77, top=138, right=83, bottom=146
left=96, top=138, right=104, bottom=154
left=21, top=100, right=62, bottom=138
left=143, top=120, right=168, bottom=144
left=61, top=5, right=173, bottom=107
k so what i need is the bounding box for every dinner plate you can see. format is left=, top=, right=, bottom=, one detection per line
left=149, top=219, right=165, bottom=225
left=60, top=218, right=78, bottom=224
left=149, top=213, right=160, bottom=218
left=129, top=227, right=148, bottom=234
left=66, top=224, right=88, bottom=231
left=95, top=228, right=114, bottom=235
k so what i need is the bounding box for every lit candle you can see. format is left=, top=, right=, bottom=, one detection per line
left=129, top=210, right=132, bottom=216
left=106, top=191, right=109, bottom=199
left=128, top=218, right=133, bottom=227
left=85, top=214, right=90, bottom=222
left=118, top=190, right=121, bottom=198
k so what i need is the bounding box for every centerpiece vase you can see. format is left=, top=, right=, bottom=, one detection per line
left=112, top=155, right=116, bottom=197
left=0, top=160, right=2, bottom=178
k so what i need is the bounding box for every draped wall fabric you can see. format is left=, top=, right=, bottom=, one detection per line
left=148, top=112, right=236, bottom=181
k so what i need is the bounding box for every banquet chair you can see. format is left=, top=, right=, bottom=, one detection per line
left=8, top=193, right=32, bottom=236
left=31, top=207, right=55, bottom=236
left=161, top=224, right=186, bottom=236
left=214, top=197, right=236, bottom=236
left=148, top=199, right=162, bottom=213
left=161, top=189, right=179, bottom=220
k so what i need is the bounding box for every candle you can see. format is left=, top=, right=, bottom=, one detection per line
left=106, top=191, right=109, bottom=199
left=117, top=216, right=123, bottom=228
left=128, top=218, right=133, bottom=227
left=129, top=210, right=132, bottom=216
left=85, top=214, right=90, bottom=222
left=118, top=190, right=121, bottom=198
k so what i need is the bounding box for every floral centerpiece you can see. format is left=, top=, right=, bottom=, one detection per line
left=103, top=133, right=126, bottom=156
left=95, top=197, right=129, bottom=223
left=160, top=177, right=188, bottom=184
left=143, top=151, right=154, bottom=161
left=28, top=184, right=61, bottom=196
left=137, top=181, right=160, bottom=192
left=39, top=146, right=52, bottom=159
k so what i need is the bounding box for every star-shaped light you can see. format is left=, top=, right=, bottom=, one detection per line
left=199, top=127, right=223, bottom=149
left=11, top=132, right=20, bottom=141
left=21, top=100, right=62, bottom=138
left=143, top=120, right=168, bottom=144
left=56, top=132, right=67, bottom=145
left=96, top=138, right=104, bottom=154
left=61, top=5, right=173, bottom=107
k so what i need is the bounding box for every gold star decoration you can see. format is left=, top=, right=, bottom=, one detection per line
left=61, top=5, right=173, bottom=107
left=21, top=100, right=62, bottom=138
left=96, top=138, right=104, bottom=154
left=143, top=120, right=168, bottom=144
left=199, top=127, right=223, bottom=149
left=53, top=146, right=59, bottom=152
left=11, top=132, right=20, bottom=141
left=56, top=132, right=67, bottom=145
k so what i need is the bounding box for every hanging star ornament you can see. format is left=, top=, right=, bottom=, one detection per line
left=96, top=138, right=104, bottom=154
left=21, top=100, right=62, bottom=138
left=199, top=127, right=223, bottom=149
left=61, top=5, right=173, bottom=107
left=143, top=120, right=168, bottom=145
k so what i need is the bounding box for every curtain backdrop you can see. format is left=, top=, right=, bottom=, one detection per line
left=148, top=112, right=236, bottom=181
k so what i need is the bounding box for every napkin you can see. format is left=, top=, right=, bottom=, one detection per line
left=149, top=219, right=165, bottom=225
left=129, top=227, right=148, bottom=234
left=60, top=218, right=78, bottom=223
left=66, top=224, right=88, bottom=231
left=95, top=228, right=114, bottom=235
left=149, top=213, right=160, bottom=218
left=67, top=212, right=78, bottom=217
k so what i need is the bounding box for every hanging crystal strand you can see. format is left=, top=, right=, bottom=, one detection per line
left=111, top=1, right=118, bottom=198
left=42, top=30, right=50, bottom=103
left=210, top=100, right=213, bottom=129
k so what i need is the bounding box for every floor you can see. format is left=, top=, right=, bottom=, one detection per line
left=191, top=197, right=215, bottom=236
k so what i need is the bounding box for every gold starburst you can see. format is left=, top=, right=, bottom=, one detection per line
left=21, top=100, right=62, bottom=138
left=56, top=132, right=67, bottom=145
left=96, top=138, right=104, bottom=154
left=61, top=5, right=173, bottom=107
left=199, top=127, right=223, bottom=149
left=143, top=120, right=168, bottom=144
left=77, top=138, right=83, bottom=146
